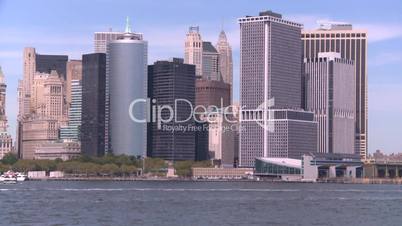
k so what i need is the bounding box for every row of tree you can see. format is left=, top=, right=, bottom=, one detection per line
left=0, top=153, right=212, bottom=177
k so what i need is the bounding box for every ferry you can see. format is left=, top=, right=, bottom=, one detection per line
left=0, top=171, right=27, bottom=184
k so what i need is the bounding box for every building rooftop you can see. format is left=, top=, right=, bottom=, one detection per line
left=259, top=10, right=282, bottom=18
left=202, top=42, right=218, bottom=53
left=257, top=157, right=302, bottom=169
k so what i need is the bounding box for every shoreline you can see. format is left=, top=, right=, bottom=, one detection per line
left=23, top=177, right=402, bottom=185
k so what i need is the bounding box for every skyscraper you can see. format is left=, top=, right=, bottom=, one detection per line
left=216, top=30, right=233, bottom=101
left=66, top=60, right=82, bottom=107
left=184, top=26, right=203, bottom=77
left=148, top=58, right=196, bottom=160
left=60, top=79, right=82, bottom=141
left=238, top=11, right=317, bottom=167
left=35, top=54, right=68, bottom=80
left=304, top=52, right=355, bottom=154
left=202, top=41, right=220, bottom=81
left=301, top=22, right=368, bottom=159
left=31, top=70, right=66, bottom=120
left=107, top=19, right=148, bottom=156
left=94, top=30, right=142, bottom=53
left=0, top=67, right=13, bottom=159
left=21, top=70, right=66, bottom=159
left=20, top=47, right=68, bottom=116
left=195, top=79, right=231, bottom=109
left=80, top=53, right=106, bottom=157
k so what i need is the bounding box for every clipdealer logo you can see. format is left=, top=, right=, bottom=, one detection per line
left=128, top=97, right=276, bottom=132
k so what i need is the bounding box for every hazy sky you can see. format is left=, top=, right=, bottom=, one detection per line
left=0, top=0, right=401, bottom=154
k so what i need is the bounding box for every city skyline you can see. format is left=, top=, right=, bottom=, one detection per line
left=0, top=0, right=402, bottom=154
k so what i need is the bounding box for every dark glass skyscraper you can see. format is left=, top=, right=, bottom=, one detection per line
left=35, top=54, right=68, bottom=79
left=148, top=58, right=196, bottom=160
left=80, top=53, right=106, bottom=157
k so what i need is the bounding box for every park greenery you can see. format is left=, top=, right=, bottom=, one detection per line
left=0, top=153, right=213, bottom=177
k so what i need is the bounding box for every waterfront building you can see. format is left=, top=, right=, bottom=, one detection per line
left=304, top=52, right=355, bottom=154
left=0, top=67, right=13, bottom=159
left=60, top=79, right=82, bottom=141
left=80, top=53, right=107, bottom=157
left=255, top=153, right=362, bottom=181
left=238, top=11, right=316, bottom=167
left=21, top=117, right=59, bottom=159
left=34, top=141, right=80, bottom=160
left=215, top=30, right=233, bottom=101
left=107, top=19, right=147, bottom=156
left=148, top=58, right=196, bottom=160
left=301, top=22, right=368, bottom=159
left=192, top=167, right=253, bottom=179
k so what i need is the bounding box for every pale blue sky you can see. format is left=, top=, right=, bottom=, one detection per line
left=0, top=0, right=401, bottom=154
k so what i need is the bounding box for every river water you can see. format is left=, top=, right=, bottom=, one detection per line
left=0, top=181, right=401, bottom=226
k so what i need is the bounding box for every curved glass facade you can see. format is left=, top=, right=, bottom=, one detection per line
left=255, top=158, right=301, bottom=176
left=108, top=38, right=147, bottom=156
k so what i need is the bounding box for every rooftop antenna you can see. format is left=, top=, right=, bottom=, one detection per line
left=221, top=18, right=224, bottom=31
left=125, top=16, right=132, bottom=33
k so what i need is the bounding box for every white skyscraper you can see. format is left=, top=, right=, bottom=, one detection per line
left=0, top=66, right=13, bottom=159
left=184, top=26, right=203, bottom=77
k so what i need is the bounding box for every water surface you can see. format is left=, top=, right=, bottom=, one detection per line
left=0, top=181, right=401, bottom=226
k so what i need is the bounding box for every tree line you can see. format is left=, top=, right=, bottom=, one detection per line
left=0, top=153, right=212, bottom=177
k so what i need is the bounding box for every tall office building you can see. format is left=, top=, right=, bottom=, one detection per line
left=0, top=67, right=13, bottom=159
left=202, top=41, right=221, bottom=81
left=301, top=22, right=368, bottom=159
left=208, top=111, right=236, bottom=167
left=20, top=47, right=68, bottom=116
left=238, top=11, right=317, bottom=167
left=21, top=70, right=67, bottom=159
left=94, top=28, right=142, bottom=53
left=195, top=79, right=231, bottom=109
left=66, top=60, right=82, bottom=106
left=60, top=80, right=82, bottom=141
left=304, top=52, right=355, bottom=154
left=184, top=26, right=203, bottom=77
left=31, top=70, right=66, bottom=121
left=148, top=58, right=196, bottom=160
left=107, top=19, right=148, bottom=156
left=35, top=54, right=68, bottom=80
left=215, top=30, right=233, bottom=101
left=80, top=53, right=106, bottom=157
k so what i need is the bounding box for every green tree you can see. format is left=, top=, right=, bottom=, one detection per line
left=0, top=163, right=10, bottom=173
left=100, top=163, right=120, bottom=176
left=1, top=153, right=18, bottom=165
left=144, top=158, right=167, bottom=174
left=121, top=164, right=138, bottom=176
left=12, top=160, right=38, bottom=172
left=174, top=161, right=193, bottom=177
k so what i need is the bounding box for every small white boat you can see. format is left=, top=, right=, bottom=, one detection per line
left=1, top=171, right=18, bottom=184
left=16, top=173, right=27, bottom=182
